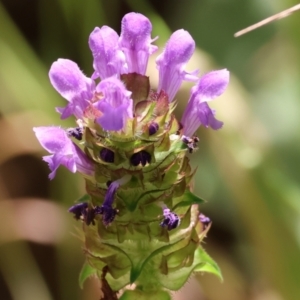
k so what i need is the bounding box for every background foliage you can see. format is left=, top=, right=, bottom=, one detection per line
left=0, top=0, right=300, bottom=299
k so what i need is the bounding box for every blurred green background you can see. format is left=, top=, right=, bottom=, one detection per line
left=1, top=0, right=300, bottom=299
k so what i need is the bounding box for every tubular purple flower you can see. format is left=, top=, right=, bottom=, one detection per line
left=33, top=126, right=94, bottom=179
left=156, top=29, right=199, bottom=102
left=89, top=26, right=127, bottom=80
left=119, top=12, right=158, bottom=75
left=181, top=69, right=229, bottom=137
left=103, top=181, right=120, bottom=207
left=49, top=59, right=95, bottom=119
left=97, top=175, right=131, bottom=225
left=99, top=181, right=120, bottom=226
left=95, top=77, right=133, bottom=131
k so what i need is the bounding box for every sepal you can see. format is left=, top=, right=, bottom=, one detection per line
left=194, top=247, right=223, bottom=281
left=79, top=262, right=97, bottom=288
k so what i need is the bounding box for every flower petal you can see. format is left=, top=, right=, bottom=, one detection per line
left=33, top=126, right=73, bottom=154
left=119, top=12, right=158, bottom=75
left=181, top=69, right=229, bottom=136
left=89, top=26, right=127, bottom=80
left=49, top=59, right=94, bottom=119
left=194, top=69, right=230, bottom=102
left=33, top=126, right=94, bottom=179
left=197, top=102, right=223, bottom=129
left=156, top=29, right=198, bottom=102
left=95, top=77, right=133, bottom=131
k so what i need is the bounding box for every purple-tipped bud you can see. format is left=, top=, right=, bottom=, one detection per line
left=199, top=213, right=211, bottom=230
left=130, top=150, right=151, bottom=166
left=100, top=148, right=115, bottom=163
left=156, top=29, right=198, bottom=102
left=148, top=122, right=159, bottom=135
left=119, top=12, right=158, bottom=75
left=160, top=208, right=180, bottom=231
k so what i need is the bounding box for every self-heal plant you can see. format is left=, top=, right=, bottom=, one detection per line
left=34, top=12, right=229, bottom=300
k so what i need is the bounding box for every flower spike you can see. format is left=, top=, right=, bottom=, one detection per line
left=35, top=12, right=228, bottom=299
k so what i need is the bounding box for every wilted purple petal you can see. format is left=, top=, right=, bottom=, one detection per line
left=67, top=127, right=84, bottom=140
left=156, top=29, right=198, bottom=102
left=49, top=59, right=94, bottom=119
left=181, top=69, right=229, bottom=136
left=119, top=12, right=158, bottom=75
left=160, top=207, right=180, bottom=231
left=69, top=202, right=88, bottom=220
left=95, top=77, right=133, bottom=131
left=33, top=126, right=94, bottom=179
left=89, top=26, right=127, bottom=80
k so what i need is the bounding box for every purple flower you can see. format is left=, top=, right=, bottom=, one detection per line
left=181, top=69, right=229, bottom=137
left=49, top=59, right=95, bottom=119
left=89, top=26, right=127, bottom=80
left=97, top=181, right=120, bottom=226
left=156, top=29, right=199, bottom=102
left=119, top=12, right=158, bottom=75
left=33, top=126, right=94, bottom=179
left=95, top=77, right=133, bottom=131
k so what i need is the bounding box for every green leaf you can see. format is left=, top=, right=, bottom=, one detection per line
left=76, top=194, right=90, bottom=203
left=79, top=262, right=97, bottom=288
left=173, top=190, right=206, bottom=210
left=194, top=247, right=223, bottom=280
